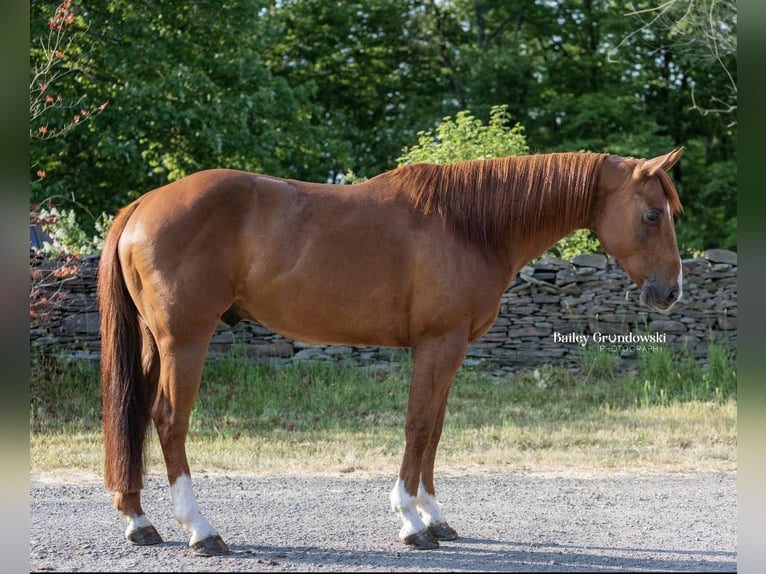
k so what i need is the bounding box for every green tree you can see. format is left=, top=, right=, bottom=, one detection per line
left=263, top=0, right=452, bottom=180
left=421, top=0, right=736, bottom=252
left=28, top=0, right=736, bottom=253
left=397, top=105, right=528, bottom=164
left=618, top=0, right=737, bottom=252
left=30, top=0, right=336, bottom=229
left=29, top=0, right=108, bottom=153
left=620, top=0, right=737, bottom=126
left=29, top=0, right=112, bottom=250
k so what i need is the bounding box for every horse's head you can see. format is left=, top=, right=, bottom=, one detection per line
left=591, top=148, right=684, bottom=312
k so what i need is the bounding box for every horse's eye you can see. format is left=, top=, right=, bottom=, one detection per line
left=644, top=208, right=662, bottom=224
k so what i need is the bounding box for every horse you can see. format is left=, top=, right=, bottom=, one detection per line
left=98, top=148, right=684, bottom=555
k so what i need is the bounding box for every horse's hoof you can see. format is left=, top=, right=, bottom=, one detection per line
left=428, top=521, right=458, bottom=541
left=127, top=524, right=163, bottom=546
left=402, top=529, right=439, bottom=549
left=191, top=534, right=230, bottom=556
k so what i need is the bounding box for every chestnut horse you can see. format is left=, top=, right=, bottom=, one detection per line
left=99, top=149, right=684, bottom=555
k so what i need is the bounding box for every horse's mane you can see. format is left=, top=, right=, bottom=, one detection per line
left=389, top=153, right=609, bottom=252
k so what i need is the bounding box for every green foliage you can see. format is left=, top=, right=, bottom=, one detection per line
left=396, top=105, right=528, bottom=165
left=29, top=0, right=736, bottom=254
left=29, top=0, right=109, bottom=145
left=30, top=354, right=101, bottom=433
left=636, top=341, right=736, bottom=406
left=673, top=142, right=737, bottom=252
left=30, top=0, right=337, bottom=220
left=579, top=343, right=621, bottom=380
left=577, top=339, right=737, bottom=408
left=193, top=358, right=408, bottom=433
left=548, top=230, right=602, bottom=260
left=264, top=0, right=449, bottom=180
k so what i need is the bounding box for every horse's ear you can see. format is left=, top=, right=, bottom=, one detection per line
left=639, top=147, right=684, bottom=177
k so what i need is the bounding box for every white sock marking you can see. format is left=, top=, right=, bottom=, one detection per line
left=390, top=478, right=427, bottom=539
left=170, top=474, right=218, bottom=545
left=416, top=479, right=447, bottom=526
left=124, top=511, right=152, bottom=538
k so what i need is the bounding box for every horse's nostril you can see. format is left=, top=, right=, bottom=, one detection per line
left=667, top=287, right=679, bottom=303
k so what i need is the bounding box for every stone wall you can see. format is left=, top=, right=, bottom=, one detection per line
left=29, top=249, right=737, bottom=374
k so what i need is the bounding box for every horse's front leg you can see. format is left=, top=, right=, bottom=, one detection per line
left=416, top=396, right=459, bottom=542
left=390, top=330, right=467, bottom=549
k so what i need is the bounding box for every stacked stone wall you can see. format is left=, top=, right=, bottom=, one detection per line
left=30, top=249, right=737, bottom=374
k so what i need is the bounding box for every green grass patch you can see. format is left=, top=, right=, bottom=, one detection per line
left=30, top=342, right=736, bottom=475
left=189, top=352, right=414, bottom=435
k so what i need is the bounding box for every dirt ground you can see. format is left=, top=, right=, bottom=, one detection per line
left=29, top=468, right=736, bottom=572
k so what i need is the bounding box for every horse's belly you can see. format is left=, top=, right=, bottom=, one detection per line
left=241, top=291, right=411, bottom=348
left=235, top=260, right=501, bottom=348
left=234, top=260, right=414, bottom=347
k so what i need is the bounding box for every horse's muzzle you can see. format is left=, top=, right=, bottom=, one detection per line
left=640, top=278, right=681, bottom=312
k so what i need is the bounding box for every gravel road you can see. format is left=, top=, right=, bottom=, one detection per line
left=29, top=470, right=736, bottom=572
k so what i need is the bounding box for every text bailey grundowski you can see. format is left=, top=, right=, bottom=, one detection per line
left=552, top=331, right=667, bottom=347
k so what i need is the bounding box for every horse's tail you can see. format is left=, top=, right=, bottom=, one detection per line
left=98, top=199, right=151, bottom=493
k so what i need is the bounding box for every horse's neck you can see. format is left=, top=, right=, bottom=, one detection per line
left=504, top=220, right=584, bottom=274
left=499, top=157, right=596, bottom=269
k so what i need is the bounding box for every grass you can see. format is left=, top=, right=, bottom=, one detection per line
left=29, top=343, right=737, bottom=477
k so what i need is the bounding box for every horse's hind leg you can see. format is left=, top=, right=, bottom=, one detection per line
left=152, top=335, right=229, bottom=556
left=114, top=491, right=163, bottom=545
left=113, top=323, right=162, bottom=546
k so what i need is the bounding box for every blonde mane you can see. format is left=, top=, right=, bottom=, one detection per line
left=390, top=153, right=609, bottom=252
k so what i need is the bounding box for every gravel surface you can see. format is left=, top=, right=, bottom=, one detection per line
left=29, top=470, right=736, bottom=572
